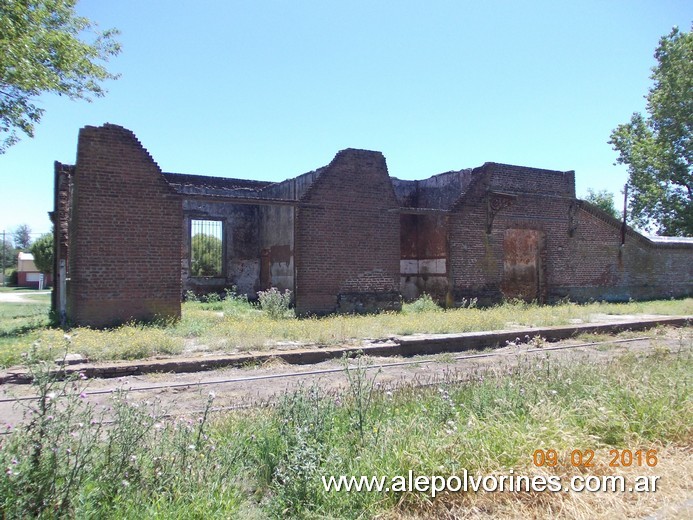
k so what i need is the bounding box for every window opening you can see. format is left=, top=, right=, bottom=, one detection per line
left=190, top=219, right=223, bottom=277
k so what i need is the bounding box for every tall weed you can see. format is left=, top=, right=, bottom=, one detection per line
left=402, top=293, right=441, bottom=313
left=257, top=287, right=293, bottom=319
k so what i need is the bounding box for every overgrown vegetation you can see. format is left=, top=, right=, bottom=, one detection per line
left=1, top=344, right=690, bottom=518
left=401, top=292, right=442, bottom=313
left=0, top=293, right=692, bottom=368
left=257, top=287, right=294, bottom=319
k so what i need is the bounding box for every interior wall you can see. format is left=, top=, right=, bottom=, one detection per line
left=258, top=204, right=295, bottom=293
left=399, top=213, right=449, bottom=302
left=182, top=200, right=262, bottom=297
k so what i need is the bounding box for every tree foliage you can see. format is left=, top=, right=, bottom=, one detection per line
left=1, top=236, right=18, bottom=269
left=0, top=0, right=121, bottom=152
left=191, top=234, right=223, bottom=277
left=30, top=232, right=53, bottom=273
left=584, top=188, right=619, bottom=219
left=12, top=223, right=32, bottom=249
left=609, top=25, right=692, bottom=236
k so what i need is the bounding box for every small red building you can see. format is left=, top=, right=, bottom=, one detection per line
left=17, top=252, right=52, bottom=288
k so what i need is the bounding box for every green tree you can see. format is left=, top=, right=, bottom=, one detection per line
left=30, top=232, right=53, bottom=273
left=0, top=0, right=121, bottom=152
left=12, top=223, right=32, bottom=249
left=584, top=188, right=619, bottom=219
left=609, top=25, right=692, bottom=236
left=191, top=234, right=223, bottom=277
left=1, top=235, right=18, bottom=269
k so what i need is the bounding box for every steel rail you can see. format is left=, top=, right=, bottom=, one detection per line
left=0, top=335, right=660, bottom=404
left=1, top=335, right=689, bottom=436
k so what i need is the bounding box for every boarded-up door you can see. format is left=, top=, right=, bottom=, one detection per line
left=501, top=229, right=545, bottom=302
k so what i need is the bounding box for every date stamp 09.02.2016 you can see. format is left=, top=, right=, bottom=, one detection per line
left=532, top=448, right=659, bottom=468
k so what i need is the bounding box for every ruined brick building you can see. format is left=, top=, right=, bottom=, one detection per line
left=51, top=124, right=693, bottom=326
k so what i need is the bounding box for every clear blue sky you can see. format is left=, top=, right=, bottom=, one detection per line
left=1, top=0, right=691, bottom=238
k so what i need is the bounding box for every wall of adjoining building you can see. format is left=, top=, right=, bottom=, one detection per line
left=393, top=169, right=475, bottom=209
left=257, top=203, right=294, bottom=294
left=393, top=170, right=481, bottom=303
left=399, top=213, right=449, bottom=301
left=553, top=204, right=693, bottom=301
left=64, top=124, right=182, bottom=327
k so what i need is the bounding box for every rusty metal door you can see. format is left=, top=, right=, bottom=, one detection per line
left=501, top=229, right=545, bottom=302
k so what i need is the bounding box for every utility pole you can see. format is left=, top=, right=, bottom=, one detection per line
left=621, top=184, right=629, bottom=246
left=1, top=229, right=5, bottom=287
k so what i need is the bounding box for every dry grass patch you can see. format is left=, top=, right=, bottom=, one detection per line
left=0, top=296, right=691, bottom=367
left=392, top=444, right=693, bottom=520
left=176, top=297, right=693, bottom=354
left=36, top=324, right=184, bottom=361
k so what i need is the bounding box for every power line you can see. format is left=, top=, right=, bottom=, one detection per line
left=1, top=231, right=52, bottom=237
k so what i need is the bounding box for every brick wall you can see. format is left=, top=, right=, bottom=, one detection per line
left=449, top=166, right=503, bottom=303
left=295, top=149, right=401, bottom=315
left=553, top=204, right=693, bottom=301
left=449, top=163, right=693, bottom=304
left=486, top=162, right=575, bottom=196
left=55, top=127, right=691, bottom=323
left=67, top=124, right=182, bottom=326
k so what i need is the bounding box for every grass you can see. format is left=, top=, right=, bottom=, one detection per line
left=0, top=302, right=50, bottom=335
left=0, top=295, right=691, bottom=368
left=171, top=296, right=693, bottom=353
left=0, top=294, right=51, bottom=367
left=1, top=345, right=690, bottom=518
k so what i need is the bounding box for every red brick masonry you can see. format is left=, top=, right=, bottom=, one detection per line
left=52, top=124, right=692, bottom=326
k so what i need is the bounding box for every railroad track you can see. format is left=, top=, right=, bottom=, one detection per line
left=3, top=334, right=687, bottom=426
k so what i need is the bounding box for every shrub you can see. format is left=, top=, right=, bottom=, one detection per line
left=204, top=292, right=221, bottom=304
left=268, top=384, right=335, bottom=516
left=402, top=293, right=441, bottom=313
left=0, top=348, right=104, bottom=516
left=257, top=288, right=293, bottom=319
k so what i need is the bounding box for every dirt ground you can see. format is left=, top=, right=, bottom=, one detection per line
left=1, top=326, right=690, bottom=427
left=0, top=290, right=51, bottom=303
